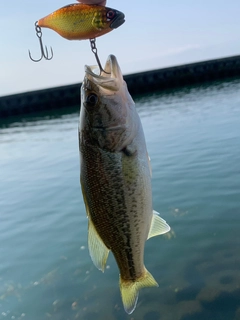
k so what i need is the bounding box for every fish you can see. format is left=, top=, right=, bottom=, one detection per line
left=37, top=3, right=125, bottom=40
left=79, top=55, right=171, bottom=314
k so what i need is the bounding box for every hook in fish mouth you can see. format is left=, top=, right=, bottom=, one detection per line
left=110, top=10, right=125, bottom=29
left=85, top=55, right=122, bottom=79
left=84, top=55, right=124, bottom=92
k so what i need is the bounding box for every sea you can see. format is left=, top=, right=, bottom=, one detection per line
left=1, top=78, right=240, bottom=320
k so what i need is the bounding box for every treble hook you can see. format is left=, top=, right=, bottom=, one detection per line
left=28, top=21, right=53, bottom=62
left=89, top=38, right=110, bottom=74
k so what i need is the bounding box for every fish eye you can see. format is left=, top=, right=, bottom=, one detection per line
left=106, top=10, right=115, bottom=20
left=86, top=93, right=98, bottom=107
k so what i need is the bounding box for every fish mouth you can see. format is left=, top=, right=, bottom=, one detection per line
left=84, top=55, right=123, bottom=91
left=110, top=10, right=125, bottom=29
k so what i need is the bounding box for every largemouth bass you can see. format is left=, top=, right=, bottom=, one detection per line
left=79, top=55, right=170, bottom=314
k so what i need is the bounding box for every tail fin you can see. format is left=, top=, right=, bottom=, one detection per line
left=119, top=268, right=158, bottom=314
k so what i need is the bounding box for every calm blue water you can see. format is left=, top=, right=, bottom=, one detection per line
left=1, top=79, right=240, bottom=320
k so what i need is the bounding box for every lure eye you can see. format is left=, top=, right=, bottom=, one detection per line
left=86, top=93, right=98, bottom=107
left=106, top=10, right=115, bottom=20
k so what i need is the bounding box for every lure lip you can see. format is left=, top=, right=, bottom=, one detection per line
left=110, top=10, right=125, bottom=29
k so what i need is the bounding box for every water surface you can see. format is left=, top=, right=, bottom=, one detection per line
left=1, top=79, right=240, bottom=320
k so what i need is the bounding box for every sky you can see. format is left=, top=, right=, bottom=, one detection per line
left=1, top=0, right=240, bottom=97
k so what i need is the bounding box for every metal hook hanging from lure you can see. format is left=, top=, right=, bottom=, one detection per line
left=89, top=38, right=107, bottom=74
left=29, top=22, right=53, bottom=62
left=29, top=3, right=125, bottom=73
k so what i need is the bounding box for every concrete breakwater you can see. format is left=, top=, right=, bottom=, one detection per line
left=1, top=54, right=240, bottom=118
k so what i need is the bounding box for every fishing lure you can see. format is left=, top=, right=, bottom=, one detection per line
left=29, top=3, right=125, bottom=73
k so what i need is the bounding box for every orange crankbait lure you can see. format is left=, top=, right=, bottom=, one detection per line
left=38, top=3, right=125, bottom=40
left=28, top=3, right=125, bottom=72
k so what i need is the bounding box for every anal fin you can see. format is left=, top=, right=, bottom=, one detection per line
left=147, top=210, right=171, bottom=240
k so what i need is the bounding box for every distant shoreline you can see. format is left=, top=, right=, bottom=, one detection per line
left=1, top=54, right=240, bottom=118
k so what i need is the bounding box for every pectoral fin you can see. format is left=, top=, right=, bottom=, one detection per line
left=88, top=218, right=109, bottom=272
left=147, top=210, right=171, bottom=240
left=147, top=153, right=152, bottom=177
